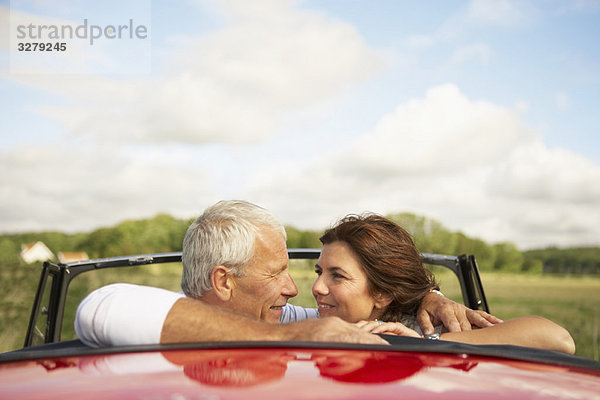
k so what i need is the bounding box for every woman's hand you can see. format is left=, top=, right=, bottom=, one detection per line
left=355, top=320, right=422, bottom=338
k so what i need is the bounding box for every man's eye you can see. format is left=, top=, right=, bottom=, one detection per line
left=314, top=269, right=322, bottom=275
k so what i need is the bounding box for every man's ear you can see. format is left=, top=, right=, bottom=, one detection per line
left=373, top=292, right=393, bottom=310
left=210, top=265, right=234, bottom=301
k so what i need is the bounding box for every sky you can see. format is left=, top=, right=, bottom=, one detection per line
left=0, top=0, right=599, bottom=250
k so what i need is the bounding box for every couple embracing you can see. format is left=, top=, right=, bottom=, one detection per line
left=76, top=200, right=574, bottom=354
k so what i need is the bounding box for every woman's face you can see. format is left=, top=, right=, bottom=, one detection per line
left=312, top=241, right=385, bottom=323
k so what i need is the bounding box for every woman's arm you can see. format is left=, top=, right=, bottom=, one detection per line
left=359, top=316, right=575, bottom=354
left=440, top=316, right=575, bottom=354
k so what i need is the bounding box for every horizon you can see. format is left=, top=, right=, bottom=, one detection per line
left=3, top=210, right=598, bottom=252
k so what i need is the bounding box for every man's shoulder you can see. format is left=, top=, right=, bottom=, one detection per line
left=89, top=283, right=184, bottom=299
left=75, top=284, right=185, bottom=347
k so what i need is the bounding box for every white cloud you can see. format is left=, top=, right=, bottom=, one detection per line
left=474, top=142, right=600, bottom=247
left=343, top=84, right=532, bottom=175
left=7, top=0, right=381, bottom=145
left=0, top=144, right=215, bottom=233
left=466, top=0, right=531, bottom=26
left=435, top=0, right=536, bottom=44
left=245, top=84, right=600, bottom=249
left=487, top=142, right=600, bottom=204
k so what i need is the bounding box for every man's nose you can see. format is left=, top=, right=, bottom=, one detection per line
left=282, top=271, right=298, bottom=297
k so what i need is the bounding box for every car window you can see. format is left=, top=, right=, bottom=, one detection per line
left=30, top=272, right=53, bottom=346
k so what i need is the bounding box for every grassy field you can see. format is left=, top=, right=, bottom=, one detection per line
left=1, top=260, right=599, bottom=361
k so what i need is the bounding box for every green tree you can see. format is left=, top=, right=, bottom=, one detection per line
left=492, top=243, right=523, bottom=272
left=286, top=226, right=321, bottom=248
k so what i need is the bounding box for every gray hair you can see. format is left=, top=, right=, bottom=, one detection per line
left=181, top=200, right=287, bottom=297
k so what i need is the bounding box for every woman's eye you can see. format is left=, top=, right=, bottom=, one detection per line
left=332, top=273, right=345, bottom=279
left=314, top=269, right=322, bottom=275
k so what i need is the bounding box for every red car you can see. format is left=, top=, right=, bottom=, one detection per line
left=1, top=251, right=599, bottom=399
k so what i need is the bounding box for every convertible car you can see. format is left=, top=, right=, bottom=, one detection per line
left=1, top=250, right=599, bottom=399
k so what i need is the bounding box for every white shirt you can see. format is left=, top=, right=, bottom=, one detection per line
left=75, top=283, right=318, bottom=347
left=75, top=283, right=185, bottom=347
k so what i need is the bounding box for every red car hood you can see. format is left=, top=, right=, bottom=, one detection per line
left=1, top=347, right=599, bottom=400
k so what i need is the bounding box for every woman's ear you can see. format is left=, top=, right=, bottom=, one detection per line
left=210, top=265, right=234, bottom=301
left=373, top=292, right=393, bottom=309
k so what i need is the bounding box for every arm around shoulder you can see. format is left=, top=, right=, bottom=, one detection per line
left=160, top=299, right=388, bottom=345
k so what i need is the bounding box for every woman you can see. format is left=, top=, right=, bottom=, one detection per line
left=313, top=214, right=575, bottom=354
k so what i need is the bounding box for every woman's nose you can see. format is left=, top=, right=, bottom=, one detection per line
left=312, top=275, right=329, bottom=296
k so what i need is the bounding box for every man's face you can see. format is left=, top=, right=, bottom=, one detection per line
left=228, top=228, right=298, bottom=323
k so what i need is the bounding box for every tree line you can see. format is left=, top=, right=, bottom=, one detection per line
left=0, top=212, right=598, bottom=274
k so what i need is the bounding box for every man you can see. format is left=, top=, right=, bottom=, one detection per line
left=75, top=200, right=498, bottom=347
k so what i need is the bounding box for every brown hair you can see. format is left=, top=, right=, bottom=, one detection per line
left=319, top=214, right=437, bottom=321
